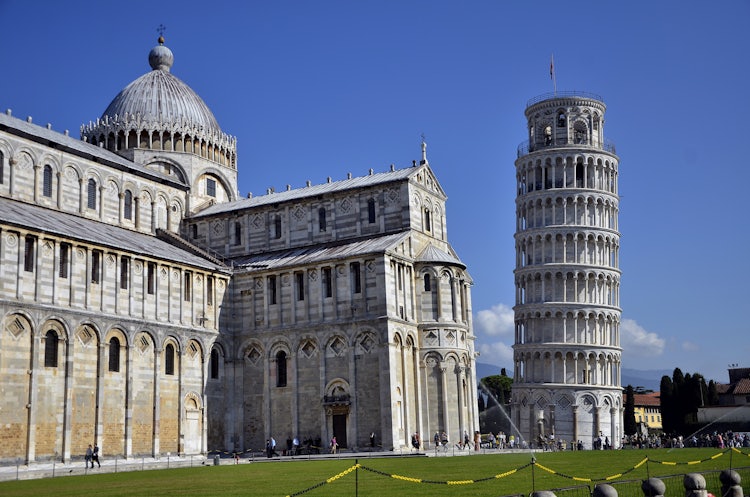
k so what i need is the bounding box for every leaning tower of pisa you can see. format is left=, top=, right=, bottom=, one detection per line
left=511, top=92, right=622, bottom=450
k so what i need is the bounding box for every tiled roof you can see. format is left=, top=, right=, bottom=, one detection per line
left=624, top=392, right=661, bottom=407
left=0, top=111, right=187, bottom=188
left=0, top=197, right=227, bottom=272
left=716, top=383, right=731, bottom=394
left=193, top=166, right=421, bottom=217
left=416, top=244, right=465, bottom=267
left=731, top=378, right=750, bottom=395
left=232, top=232, right=411, bottom=272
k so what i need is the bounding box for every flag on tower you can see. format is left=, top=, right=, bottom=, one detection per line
left=550, top=54, right=554, bottom=80
left=550, top=53, right=557, bottom=95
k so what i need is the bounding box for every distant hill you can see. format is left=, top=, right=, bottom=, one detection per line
left=475, top=363, right=671, bottom=393
left=476, top=362, right=507, bottom=381
left=621, top=368, right=672, bottom=392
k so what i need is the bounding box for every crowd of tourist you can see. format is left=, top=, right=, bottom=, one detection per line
left=621, top=431, right=750, bottom=449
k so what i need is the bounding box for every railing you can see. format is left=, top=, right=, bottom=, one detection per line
left=526, top=91, right=604, bottom=107
left=517, top=138, right=617, bottom=158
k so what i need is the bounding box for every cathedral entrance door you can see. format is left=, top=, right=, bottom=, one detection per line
left=333, top=414, right=347, bottom=449
left=183, top=397, right=201, bottom=454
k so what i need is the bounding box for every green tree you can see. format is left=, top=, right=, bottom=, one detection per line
left=708, top=380, right=719, bottom=405
left=660, top=375, right=675, bottom=433
left=480, top=375, right=512, bottom=407
left=672, top=368, right=686, bottom=433
left=478, top=394, right=486, bottom=412
left=624, top=385, right=637, bottom=435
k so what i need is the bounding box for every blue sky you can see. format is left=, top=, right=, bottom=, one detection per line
left=1, top=1, right=748, bottom=383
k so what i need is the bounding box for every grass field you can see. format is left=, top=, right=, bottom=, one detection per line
left=1, top=448, right=749, bottom=497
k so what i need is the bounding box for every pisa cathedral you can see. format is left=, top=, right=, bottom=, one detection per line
left=512, top=93, right=623, bottom=449
left=0, top=37, right=478, bottom=464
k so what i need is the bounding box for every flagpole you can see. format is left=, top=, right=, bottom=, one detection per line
left=550, top=53, right=557, bottom=95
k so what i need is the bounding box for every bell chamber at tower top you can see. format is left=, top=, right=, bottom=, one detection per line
left=516, top=92, right=616, bottom=159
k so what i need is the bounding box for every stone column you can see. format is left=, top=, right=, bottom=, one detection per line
left=457, top=365, right=466, bottom=443
left=56, top=171, right=62, bottom=209
left=78, top=177, right=85, bottom=214
left=33, top=164, right=40, bottom=203
left=95, top=341, right=105, bottom=449
left=26, top=331, right=41, bottom=463
left=99, top=184, right=105, bottom=220
left=439, top=363, right=449, bottom=437
left=124, top=338, right=134, bottom=458
left=59, top=335, right=73, bottom=463
left=347, top=347, right=358, bottom=449
left=8, top=157, right=17, bottom=195
left=152, top=347, right=162, bottom=457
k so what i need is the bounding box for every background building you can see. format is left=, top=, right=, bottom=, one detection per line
left=0, top=37, right=478, bottom=463
left=511, top=92, right=622, bottom=449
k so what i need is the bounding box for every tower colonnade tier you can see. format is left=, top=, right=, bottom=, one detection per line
left=511, top=92, right=623, bottom=450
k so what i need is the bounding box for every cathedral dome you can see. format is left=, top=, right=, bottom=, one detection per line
left=101, top=37, right=221, bottom=135
left=81, top=36, right=236, bottom=169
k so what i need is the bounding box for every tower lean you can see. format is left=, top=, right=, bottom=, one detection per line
left=512, top=92, right=622, bottom=449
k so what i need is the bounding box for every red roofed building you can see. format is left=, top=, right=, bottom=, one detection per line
left=624, top=392, right=662, bottom=432
left=697, top=368, right=750, bottom=428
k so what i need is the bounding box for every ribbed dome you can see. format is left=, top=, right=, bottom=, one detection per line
left=81, top=37, right=236, bottom=170
left=101, top=38, right=221, bottom=135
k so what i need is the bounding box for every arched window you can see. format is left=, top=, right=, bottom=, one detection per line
left=124, top=190, right=133, bottom=220
left=274, top=215, right=282, bottom=239
left=43, top=165, right=53, bottom=197
left=109, top=337, right=120, bottom=372
left=24, top=235, right=36, bottom=272
left=424, top=208, right=432, bottom=232
left=276, top=351, right=287, bottom=387
left=234, top=221, right=242, bottom=245
left=367, top=199, right=376, bottom=224
left=87, top=178, right=97, bottom=209
left=120, top=256, right=129, bottom=289
left=268, top=275, right=277, bottom=304
left=210, top=349, right=220, bottom=379
left=558, top=112, right=566, bottom=127
left=165, top=343, right=175, bottom=375
left=318, top=207, right=326, bottom=231
left=574, top=122, right=588, bottom=144
left=424, top=273, right=431, bottom=292
left=44, top=330, right=58, bottom=367
left=0, top=150, right=4, bottom=184
left=59, top=243, right=70, bottom=278
left=350, top=262, right=361, bottom=294
left=576, top=161, right=585, bottom=188
left=206, top=178, right=216, bottom=197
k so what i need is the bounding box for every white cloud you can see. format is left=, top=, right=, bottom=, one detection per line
left=620, top=318, right=665, bottom=358
left=477, top=341, right=514, bottom=366
left=474, top=303, right=514, bottom=337
left=682, top=341, right=700, bottom=352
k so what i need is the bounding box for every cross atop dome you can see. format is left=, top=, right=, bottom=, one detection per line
left=149, top=28, right=173, bottom=72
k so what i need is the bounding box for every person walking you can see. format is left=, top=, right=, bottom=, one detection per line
left=92, top=443, right=101, bottom=468
left=85, top=444, right=93, bottom=468
left=329, top=436, right=338, bottom=454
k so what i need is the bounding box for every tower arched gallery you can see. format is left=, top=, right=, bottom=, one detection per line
left=512, top=92, right=623, bottom=449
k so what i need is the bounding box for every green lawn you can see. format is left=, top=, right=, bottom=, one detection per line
left=1, top=448, right=748, bottom=497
